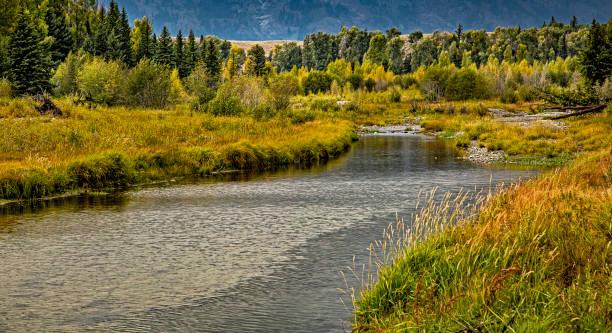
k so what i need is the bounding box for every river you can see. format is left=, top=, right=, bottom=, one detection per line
left=0, top=135, right=537, bottom=332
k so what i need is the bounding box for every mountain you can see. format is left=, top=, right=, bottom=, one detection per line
left=110, top=0, right=612, bottom=40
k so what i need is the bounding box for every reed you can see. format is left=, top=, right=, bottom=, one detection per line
left=348, top=150, right=611, bottom=331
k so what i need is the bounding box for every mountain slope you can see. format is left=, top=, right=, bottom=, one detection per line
left=114, top=0, right=612, bottom=40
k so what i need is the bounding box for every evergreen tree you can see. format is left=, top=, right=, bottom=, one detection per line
left=92, top=7, right=107, bottom=56
left=150, top=33, right=158, bottom=58
left=155, top=26, right=173, bottom=65
left=45, top=4, right=74, bottom=65
left=455, top=24, right=463, bottom=41
left=386, top=37, right=404, bottom=74
left=117, top=8, right=133, bottom=66
left=106, top=28, right=121, bottom=60
left=580, top=20, right=612, bottom=85
left=503, top=44, right=513, bottom=62
left=570, top=16, right=578, bottom=30
left=174, top=29, right=186, bottom=77
left=184, top=29, right=198, bottom=76
left=8, top=10, right=52, bottom=95
left=365, top=34, right=387, bottom=66
left=0, top=38, right=10, bottom=78
left=135, top=19, right=152, bottom=61
left=246, top=44, right=266, bottom=76
left=205, top=40, right=222, bottom=79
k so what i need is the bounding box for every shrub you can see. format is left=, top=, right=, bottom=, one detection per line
left=364, top=78, right=376, bottom=92
left=77, top=57, right=125, bottom=105
left=303, top=71, right=332, bottom=95
left=446, top=67, right=491, bottom=101
left=0, top=78, right=10, bottom=99
left=517, top=85, right=538, bottom=102
left=500, top=88, right=518, bottom=104
left=125, top=59, right=173, bottom=108
left=310, top=98, right=339, bottom=112
left=388, top=89, right=401, bottom=103
left=207, top=83, right=243, bottom=116
left=285, top=108, right=316, bottom=124
left=52, top=50, right=90, bottom=96
left=420, top=64, right=453, bottom=99
left=268, top=73, right=299, bottom=111
left=347, top=73, right=364, bottom=90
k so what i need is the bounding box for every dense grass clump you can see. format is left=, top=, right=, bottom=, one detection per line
left=351, top=151, right=611, bottom=331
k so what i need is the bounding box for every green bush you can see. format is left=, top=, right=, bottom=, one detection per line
left=347, top=73, right=364, bottom=90
left=126, top=59, right=173, bottom=108
left=517, top=85, right=538, bottom=102
left=268, top=73, right=299, bottom=111
left=364, top=78, right=376, bottom=92
left=420, top=64, right=453, bottom=99
left=0, top=78, right=10, bottom=99
left=445, top=67, right=491, bottom=101
left=52, top=49, right=90, bottom=96
left=207, top=83, right=244, bottom=116
left=77, top=57, right=125, bottom=105
left=388, top=89, right=401, bottom=103
left=310, top=98, right=339, bottom=112
left=500, top=88, right=518, bottom=103
left=303, top=71, right=332, bottom=95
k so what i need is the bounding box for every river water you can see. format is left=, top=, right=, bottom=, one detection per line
left=0, top=135, right=537, bottom=332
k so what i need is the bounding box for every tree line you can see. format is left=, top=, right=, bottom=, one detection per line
left=0, top=0, right=610, bottom=109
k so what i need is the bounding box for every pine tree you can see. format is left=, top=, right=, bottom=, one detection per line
left=205, top=41, right=222, bottom=80
left=93, top=7, right=107, bottom=56
left=8, top=10, right=52, bottom=95
left=150, top=33, right=158, bottom=58
left=174, top=29, right=186, bottom=77
left=117, top=8, right=133, bottom=66
left=135, top=19, right=152, bottom=62
left=580, top=20, right=611, bottom=85
left=246, top=44, right=266, bottom=76
left=185, top=29, right=198, bottom=76
left=155, top=26, right=172, bottom=65
left=45, top=4, right=74, bottom=65
left=106, top=29, right=121, bottom=60
left=570, top=16, right=578, bottom=30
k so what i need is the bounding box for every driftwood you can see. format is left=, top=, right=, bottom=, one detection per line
left=548, top=104, right=606, bottom=120
left=544, top=105, right=598, bottom=111
left=32, top=94, right=62, bottom=116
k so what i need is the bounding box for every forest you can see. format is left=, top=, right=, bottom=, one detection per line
left=0, top=0, right=611, bottom=111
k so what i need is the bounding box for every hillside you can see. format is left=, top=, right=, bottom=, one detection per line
left=115, top=0, right=612, bottom=40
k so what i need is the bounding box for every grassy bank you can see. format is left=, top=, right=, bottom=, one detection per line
left=351, top=147, right=611, bottom=331
left=0, top=98, right=356, bottom=200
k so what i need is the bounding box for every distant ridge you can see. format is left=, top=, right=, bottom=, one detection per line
left=112, top=0, right=612, bottom=40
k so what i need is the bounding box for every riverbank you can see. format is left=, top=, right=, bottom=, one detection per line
left=0, top=98, right=356, bottom=201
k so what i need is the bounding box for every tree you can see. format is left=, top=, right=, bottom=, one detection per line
left=184, top=29, right=198, bottom=77
left=503, top=44, right=513, bottom=62
left=204, top=40, right=221, bottom=86
left=386, top=37, right=404, bottom=74
left=117, top=8, right=133, bottom=66
left=45, top=4, right=74, bottom=65
left=246, top=44, right=267, bottom=76
left=270, top=42, right=302, bottom=72
left=456, top=24, right=463, bottom=41
left=8, top=9, right=52, bottom=95
left=580, top=20, right=612, bottom=85
left=302, top=71, right=332, bottom=94
left=229, top=45, right=246, bottom=68
left=135, top=17, right=152, bottom=62
left=386, top=27, right=401, bottom=40
left=155, top=26, right=173, bottom=65
left=365, top=34, right=388, bottom=66
left=570, top=16, right=578, bottom=30
left=92, top=7, right=107, bottom=56
left=174, top=29, right=186, bottom=77
left=408, top=31, right=423, bottom=43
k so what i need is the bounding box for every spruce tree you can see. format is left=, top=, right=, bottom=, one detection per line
left=45, top=4, right=74, bottom=65
left=150, top=33, right=158, bottom=58
left=0, top=38, right=10, bottom=78
left=117, top=8, right=133, bottom=66
left=580, top=20, right=611, bottom=85
left=155, top=26, right=172, bottom=65
left=136, top=20, right=152, bottom=62
left=174, top=29, right=186, bottom=77
left=8, top=10, right=52, bottom=95
left=205, top=41, right=222, bottom=80
left=246, top=44, right=266, bottom=76
left=93, top=7, right=107, bottom=56
left=185, top=29, right=198, bottom=76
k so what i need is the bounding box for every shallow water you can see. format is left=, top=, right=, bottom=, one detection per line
left=0, top=135, right=537, bottom=332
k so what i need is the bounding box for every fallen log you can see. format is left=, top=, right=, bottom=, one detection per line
left=544, top=105, right=596, bottom=111
left=549, top=104, right=606, bottom=120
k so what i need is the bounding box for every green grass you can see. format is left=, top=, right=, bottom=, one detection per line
left=0, top=98, right=356, bottom=200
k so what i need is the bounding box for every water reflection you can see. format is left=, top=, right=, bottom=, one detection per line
left=0, top=135, right=537, bottom=332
